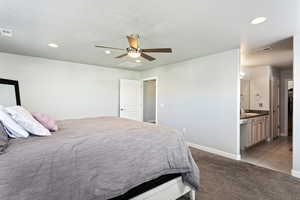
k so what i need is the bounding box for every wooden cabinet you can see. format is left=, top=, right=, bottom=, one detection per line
left=265, top=115, right=270, bottom=140
left=242, top=115, right=270, bottom=149
left=250, top=119, right=256, bottom=145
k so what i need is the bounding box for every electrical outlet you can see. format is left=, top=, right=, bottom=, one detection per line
left=0, top=28, right=13, bottom=37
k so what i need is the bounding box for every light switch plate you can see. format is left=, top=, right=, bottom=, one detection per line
left=0, top=28, right=13, bottom=37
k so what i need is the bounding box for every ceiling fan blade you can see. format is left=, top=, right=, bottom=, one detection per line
left=115, top=53, right=128, bottom=58
left=95, top=45, right=124, bottom=51
left=127, top=36, right=138, bottom=49
left=142, top=48, right=172, bottom=53
left=141, top=53, right=156, bottom=61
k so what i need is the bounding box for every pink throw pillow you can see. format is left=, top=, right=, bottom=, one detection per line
left=32, top=112, right=58, bottom=132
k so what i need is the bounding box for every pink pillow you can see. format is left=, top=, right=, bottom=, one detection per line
left=32, top=112, right=58, bottom=132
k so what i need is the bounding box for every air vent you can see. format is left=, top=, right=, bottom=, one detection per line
left=118, top=61, right=142, bottom=68
left=255, top=46, right=272, bottom=53
left=0, top=28, right=13, bottom=37
left=262, top=47, right=272, bottom=51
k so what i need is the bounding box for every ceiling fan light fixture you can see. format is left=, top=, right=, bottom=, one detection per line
left=95, top=34, right=172, bottom=62
left=128, top=51, right=141, bottom=58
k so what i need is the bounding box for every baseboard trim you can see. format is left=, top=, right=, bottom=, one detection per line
left=291, top=169, right=300, bottom=178
left=187, top=142, right=241, bottom=161
left=280, top=132, right=288, bottom=137
left=146, top=120, right=156, bottom=123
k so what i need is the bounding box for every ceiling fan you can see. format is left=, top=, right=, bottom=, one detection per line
left=95, top=34, right=172, bottom=61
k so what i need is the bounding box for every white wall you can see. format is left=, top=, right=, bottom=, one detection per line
left=293, top=35, right=300, bottom=177
left=141, top=49, right=241, bottom=158
left=0, top=84, right=17, bottom=106
left=143, top=80, right=156, bottom=122
left=0, top=50, right=241, bottom=159
left=0, top=53, right=139, bottom=120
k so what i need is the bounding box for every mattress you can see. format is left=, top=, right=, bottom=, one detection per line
left=0, top=117, right=199, bottom=200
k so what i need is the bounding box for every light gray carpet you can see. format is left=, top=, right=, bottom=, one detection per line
left=180, top=148, right=300, bottom=200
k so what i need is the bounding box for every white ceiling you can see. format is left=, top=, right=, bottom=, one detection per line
left=0, top=0, right=299, bottom=71
left=241, top=37, right=294, bottom=68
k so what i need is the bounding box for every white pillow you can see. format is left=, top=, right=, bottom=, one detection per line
left=5, top=106, right=51, bottom=136
left=0, top=106, right=29, bottom=138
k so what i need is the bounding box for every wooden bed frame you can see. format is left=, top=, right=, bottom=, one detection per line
left=131, top=177, right=195, bottom=200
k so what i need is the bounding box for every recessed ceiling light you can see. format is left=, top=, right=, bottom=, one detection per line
left=48, top=43, right=59, bottom=48
left=105, top=50, right=111, bottom=54
left=251, top=17, right=267, bottom=25
left=135, top=59, right=141, bottom=63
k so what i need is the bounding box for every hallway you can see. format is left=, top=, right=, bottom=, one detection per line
left=241, top=137, right=292, bottom=174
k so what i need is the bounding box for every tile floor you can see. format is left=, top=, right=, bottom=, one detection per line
left=241, top=136, right=292, bottom=174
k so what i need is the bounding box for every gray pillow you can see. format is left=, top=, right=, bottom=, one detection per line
left=0, top=121, right=9, bottom=154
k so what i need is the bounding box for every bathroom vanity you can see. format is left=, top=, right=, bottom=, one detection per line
left=240, top=77, right=271, bottom=151
left=240, top=113, right=270, bottom=151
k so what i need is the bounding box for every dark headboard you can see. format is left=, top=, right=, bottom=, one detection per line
left=0, top=78, right=21, bottom=106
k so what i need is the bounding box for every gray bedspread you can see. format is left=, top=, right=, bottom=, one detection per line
left=0, top=117, right=199, bottom=200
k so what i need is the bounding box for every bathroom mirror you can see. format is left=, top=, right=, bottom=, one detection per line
left=240, top=79, right=250, bottom=110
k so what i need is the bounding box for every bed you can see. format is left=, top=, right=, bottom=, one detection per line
left=0, top=78, right=199, bottom=200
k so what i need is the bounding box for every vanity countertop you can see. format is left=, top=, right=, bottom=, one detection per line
left=240, top=111, right=269, bottom=119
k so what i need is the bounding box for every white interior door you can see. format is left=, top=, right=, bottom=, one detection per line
left=120, top=79, right=141, bottom=121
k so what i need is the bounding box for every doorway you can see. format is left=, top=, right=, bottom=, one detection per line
left=240, top=69, right=293, bottom=175
left=288, top=81, right=293, bottom=136
left=142, top=78, right=157, bottom=124
left=119, top=79, right=142, bottom=121
left=239, top=38, right=294, bottom=175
